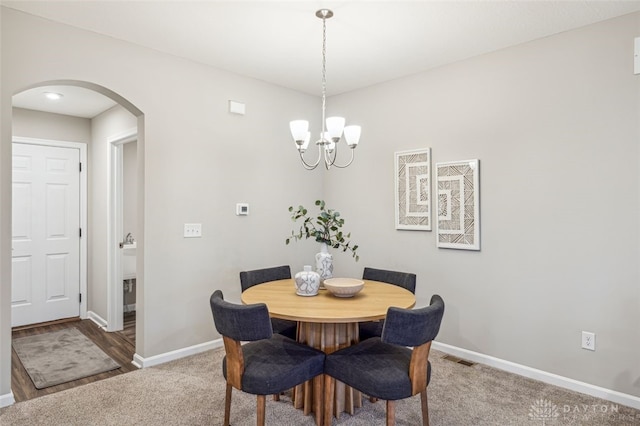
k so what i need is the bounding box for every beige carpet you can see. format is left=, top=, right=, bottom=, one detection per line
left=1, top=348, right=639, bottom=425
left=12, top=327, right=120, bottom=389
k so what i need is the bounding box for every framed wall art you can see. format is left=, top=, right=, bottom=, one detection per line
left=436, top=159, right=480, bottom=250
left=395, top=148, right=431, bottom=231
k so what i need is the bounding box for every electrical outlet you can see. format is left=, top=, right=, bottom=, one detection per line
left=581, top=331, right=595, bottom=351
left=184, top=223, right=202, bottom=238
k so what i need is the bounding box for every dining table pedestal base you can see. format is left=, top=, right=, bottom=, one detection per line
left=294, top=321, right=363, bottom=418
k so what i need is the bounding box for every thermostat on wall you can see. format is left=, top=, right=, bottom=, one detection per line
left=236, top=203, right=249, bottom=216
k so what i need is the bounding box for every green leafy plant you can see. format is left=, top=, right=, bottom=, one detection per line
left=286, top=200, right=359, bottom=261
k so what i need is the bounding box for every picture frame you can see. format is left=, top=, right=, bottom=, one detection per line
left=436, top=159, right=480, bottom=250
left=394, top=148, right=431, bottom=231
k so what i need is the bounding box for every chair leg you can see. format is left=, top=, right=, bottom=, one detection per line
left=323, top=375, right=335, bottom=426
left=257, top=394, right=266, bottom=426
left=420, top=389, right=429, bottom=426
left=273, top=393, right=280, bottom=401
left=386, top=400, right=395, bottom=426
left=224, top=383, right=232, bottom=426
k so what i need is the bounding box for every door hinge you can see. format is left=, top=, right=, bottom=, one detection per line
left=79, top=293, right=82, bottom=303
left=79, top=162, right=82, bottom=172
left=79, top=228, right=82, bottom=238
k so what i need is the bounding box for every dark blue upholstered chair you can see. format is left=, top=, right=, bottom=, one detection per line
left=359, top=267, right=417, bottom=341
left=210, top=290, right=325, bottom=426
left=324, top=295, right=444, bottom=426
left=239, top=265, right=298, bottom=339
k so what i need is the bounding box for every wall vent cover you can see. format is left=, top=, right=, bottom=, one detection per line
left=442, top=354, right=476, bottom=367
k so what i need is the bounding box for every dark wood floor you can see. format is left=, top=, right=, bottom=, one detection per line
left=11, top=312, right=137, bottom=402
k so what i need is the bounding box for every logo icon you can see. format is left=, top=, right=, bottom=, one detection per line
left=529, top=399, right=559, bottom=424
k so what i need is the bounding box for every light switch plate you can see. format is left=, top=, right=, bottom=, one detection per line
left=184, top=223, right=202, bottom=238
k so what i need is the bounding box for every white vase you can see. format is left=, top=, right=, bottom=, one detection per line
left=315, top=242, right=333, bottom=289
left=294, top=265, right=320, bottom=297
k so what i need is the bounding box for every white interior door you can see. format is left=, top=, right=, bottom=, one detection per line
left=12, top=143, right=81, bottom=327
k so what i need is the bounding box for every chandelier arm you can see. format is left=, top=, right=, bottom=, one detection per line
left=299, top=145, right=323, bottom=170
left=323, top=141, right=339, bottom=169
left=323, top=148, right=333, bottom=170
left=327, top=148, right=355, bottom=169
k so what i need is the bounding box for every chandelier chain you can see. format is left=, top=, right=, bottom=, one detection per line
left=321, top=14, right=327, bottom=140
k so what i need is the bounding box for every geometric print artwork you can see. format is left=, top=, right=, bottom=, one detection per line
left=436, top=159, right=480, bottom=250
left=395, top=148, right=431, bottom=231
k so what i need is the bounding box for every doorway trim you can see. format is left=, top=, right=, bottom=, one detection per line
left=12, top=136, right=88, bottom=320
left=107, top=127, right=137, bottom=332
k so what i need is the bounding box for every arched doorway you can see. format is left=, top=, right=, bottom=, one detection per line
left=8, top=80, right=144, bottom=402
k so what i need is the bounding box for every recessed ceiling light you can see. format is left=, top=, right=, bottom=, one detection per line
left=44, top=92, right=64, bottom=101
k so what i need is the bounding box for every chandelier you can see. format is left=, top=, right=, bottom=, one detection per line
left=289, top=9, right=361, bottom=170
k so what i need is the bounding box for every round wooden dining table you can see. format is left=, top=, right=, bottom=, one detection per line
left=241, top=278, right=416, bottom=421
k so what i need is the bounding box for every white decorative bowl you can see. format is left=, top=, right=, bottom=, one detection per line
left=324, top=278, right=364, bottom=298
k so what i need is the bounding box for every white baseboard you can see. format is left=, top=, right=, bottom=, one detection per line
left=87, top=311, right=108, bottom=330
left=432, top=341, right=640, bottom=410
left=132, top=338, right=223, bottom=369
left=0, top=391, right=15, bottom=408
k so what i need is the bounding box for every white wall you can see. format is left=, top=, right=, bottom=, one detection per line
left=89, top=105, right=137, bottom=320
left=0, top=6, right=320, bottom=399
left=12, top=108, right=91, bottom=142
left=326, top=12, right=640, bottom=397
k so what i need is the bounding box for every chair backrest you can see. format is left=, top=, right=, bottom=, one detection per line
left=239, top=265, right=292, bottom=292
left=362, top=267, right=417, bottom=294
left=381, top=294, right=444, bottom=347
left=210, top=290, right=273, bottom=341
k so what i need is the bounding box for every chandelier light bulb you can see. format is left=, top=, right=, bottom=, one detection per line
left=343, top=125, right=362, bottom=148
left=290, top=120, right=309, bottom=144
left=325, top=116, right=345, bottom=142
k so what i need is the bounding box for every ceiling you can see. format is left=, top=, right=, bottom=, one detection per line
left=6, top=0, right=640, bottom=118
left=13, top=85, right=118, bottom=119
